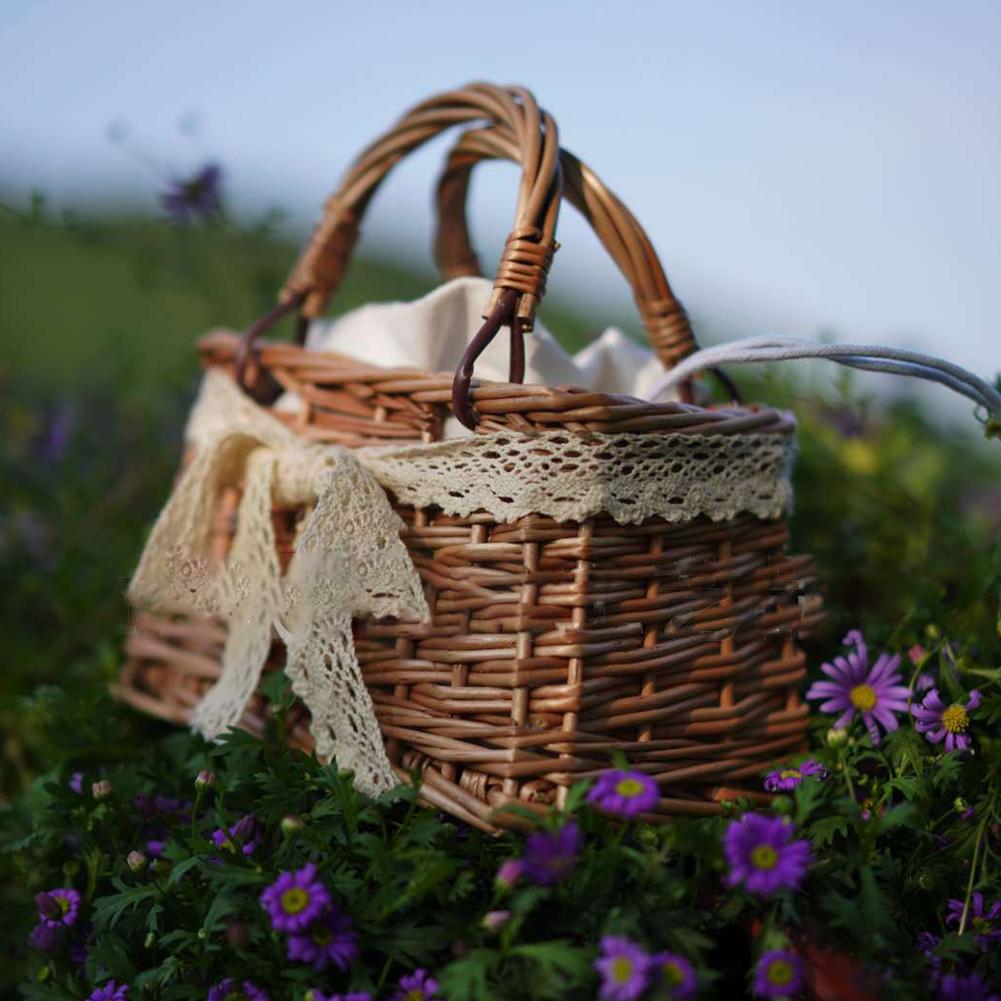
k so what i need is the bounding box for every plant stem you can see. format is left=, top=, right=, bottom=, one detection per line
left=957, top=816, right=989, bottom=935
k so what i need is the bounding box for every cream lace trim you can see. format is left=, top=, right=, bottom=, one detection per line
left=128, top=370, right=795, bottom=796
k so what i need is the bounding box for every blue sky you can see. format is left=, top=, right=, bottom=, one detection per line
left=2, top=0, right=998, bottom=392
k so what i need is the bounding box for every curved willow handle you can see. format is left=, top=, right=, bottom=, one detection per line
left=433, top=123, right=697, bottom=373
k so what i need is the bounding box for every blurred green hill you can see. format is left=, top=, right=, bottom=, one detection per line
left=0, top=214, right=599, bottom=399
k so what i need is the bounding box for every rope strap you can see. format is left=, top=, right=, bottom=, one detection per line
left=647, top=335, right=1001, bottom=418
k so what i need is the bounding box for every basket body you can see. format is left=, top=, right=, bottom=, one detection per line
left=117, top=333, right=824, bottom=831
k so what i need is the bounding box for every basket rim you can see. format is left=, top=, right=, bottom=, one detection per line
left=199, top=329, right=797, bottom=438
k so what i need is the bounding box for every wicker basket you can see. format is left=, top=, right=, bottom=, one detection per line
left=116, top=83, right=824, bottom=832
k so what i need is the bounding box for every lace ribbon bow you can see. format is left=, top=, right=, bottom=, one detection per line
left=128, top=370, right=428, bottom=796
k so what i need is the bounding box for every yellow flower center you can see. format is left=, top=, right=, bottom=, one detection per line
left=55, top=894, right=71, bottom=915
left=662, top=961, right=684, bottom=986
left=280, top=887, right=310, bottom=914
left=850, top=684, right=877, bottom=710
left=311, top=925, right=333, bottom=945
left=751, top=844, right=779, bottom=870
left=768, top=959, right=795, bottom=986
left=615, top=778, right=646, bottom=799
left=941, top=704, right=969, bottom=734
left=972, top=916, right=991, bottom=935
left=403, top=992, right=424, bottom=1001
left=779, top=769, right=801, bottom=780
left=612, top=957, right=635, bottom=984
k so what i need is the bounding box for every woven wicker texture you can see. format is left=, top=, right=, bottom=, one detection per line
left=116, top=83, right=825, bottom=832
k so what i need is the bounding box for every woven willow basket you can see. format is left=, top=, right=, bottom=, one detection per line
left=116, top=83, right=824, bottom=832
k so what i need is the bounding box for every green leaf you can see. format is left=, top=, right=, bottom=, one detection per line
left=809, top=815, right=849, bottom=848
left=91, top=880, right=160, bottom=931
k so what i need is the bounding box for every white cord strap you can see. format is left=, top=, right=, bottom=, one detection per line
left=647, top=336, right=1001, bottom=418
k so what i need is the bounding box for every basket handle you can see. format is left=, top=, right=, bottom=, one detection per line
left=281, top=82, right=561, bottom=329
left=434, top=124, right=698, bottom=376
left=237, top=84, right=562, bottom=425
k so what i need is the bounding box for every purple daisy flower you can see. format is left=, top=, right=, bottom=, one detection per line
left=260, top=863, right=331, bottom=932
left=287, top=905, right=358, bottom=971
left=724, top=813, right=812, bottom=896
left=594, top=935, right=651, bottom=1001
left=753, top=950, right=803, bottom=998
left=946, top=892, right=1001, bottom=949
left=87, top=982, right=129, bottom=1001
left=212, top=814, right=262, bottom=856
left=206, top=979, right=269, bottom=1001
left=588, top=769, right=660, bottom=818
left=805, top=630, right=910, bottom=745
left=392, top=968, right=441, bottom=1001
left=937, top=971, right=1000, bottom=1001
left=763, top=759, right=828, bottom=792
left=523, top=820, right=583, bottom=886
left=160, top=163, right=224, bottom=224
left=36, top=887, right=81, bottom=928
left=650, top=951, right=697, bottom=999
left=28, top=922, right=65, bottom=954
left=912, top=688, right=981, bottom=752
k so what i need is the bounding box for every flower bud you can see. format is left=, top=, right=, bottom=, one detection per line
left=954, top=797, right=969, bottom=814
left=481, top=909, right=511, bottom=933
left=280, top=814, right=304, bottom=835
left=195, top=770, right=216, bottom=792
left=226, top=920, right=251, bottom=949
left=91, top=780, right=113, bottom=800
left=127, top=850, right=148, bottom=873
left=144, top=931, right=156, bottom=949
left=925, top=624, right=941, bottom=641
left=772, top=795, right=794, bottom=815
left=826, top=728, right=848, bottom=747
left=230, top=814, right=258, bottom=843
left=907, top=644, right=927, bottom=665
left=917, top=869, right=935, bottom=890
left=494, top=858, right=525, bottom=890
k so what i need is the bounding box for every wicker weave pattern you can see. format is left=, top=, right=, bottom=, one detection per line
left=117, top=337, right=824, bottom=831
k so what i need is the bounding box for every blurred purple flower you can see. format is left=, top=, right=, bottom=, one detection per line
left=946, top=892, right=1001, bottom=949
left=87, top=982, right=129, bottom=1001
left=587, top=769, right=659, bottom=818
left=754, top=950, right=803, bottom=998
left=594, top=935, right=651, bottom=1001
left=260, top=863, right=330, bottom=933
left=724, top=814, right=811, bottom=896
left=391, top=969, right=441, bottom=1001
left=212, top=814, right=261, bottom=856
left=522, top=821, right=583, bottom=886
left=28, top=922, right=65, bottom=954
left=763, top=759, right=827, bottom=792
left=160, top=163, right=223, bottom=224
left=206, top=979, right=269, bottom=1001
left=36, top=888, right=80, bottom=928
left=286, top=905, right=358, bottom=971
left=494, top=858, right=525, bottom=890
left=651, top=951, right=697, bottom=999
left=937, top=970, right=1000, bottom=1001
left=39, top=401, right=77, bottom=462
left=69, top=772, right=84, bottom=794
left=309, top=994, right=372, bottom=1001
